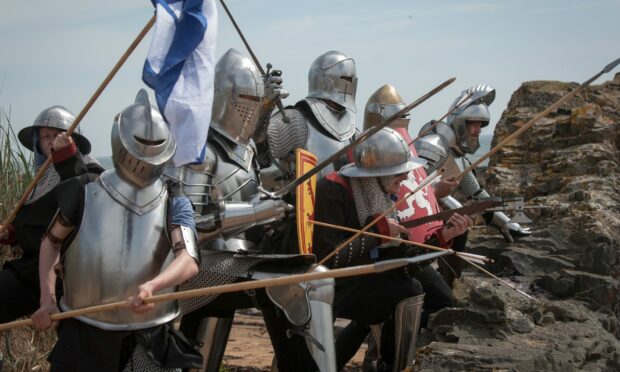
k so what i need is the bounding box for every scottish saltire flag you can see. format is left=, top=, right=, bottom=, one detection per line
left=143, top=0, right=218, bottom=166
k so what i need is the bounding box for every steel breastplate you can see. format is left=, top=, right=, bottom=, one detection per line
left=211, top=139, right=259, bottom=202
left=60, top=176, right=178, bottom=331
left=306, top=119, right=351, bottom=180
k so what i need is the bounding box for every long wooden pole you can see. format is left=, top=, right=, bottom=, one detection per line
left=1, top=15, right=156, bottom=228
left=457, top=57, right=620, bottom=179
left=275, top=78, right=455, bottom=198
left=309, top=219, right=491, bottom=265
left=316, top=168, right=444, bottom=267
left=317, top=57, right=620, bottom=268
left=310, top=219, right=540, bottom=300
left=0, top=251, right=451, bottom=332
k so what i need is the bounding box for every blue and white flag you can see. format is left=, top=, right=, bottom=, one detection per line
left=143, top=0, right=218, bottom=166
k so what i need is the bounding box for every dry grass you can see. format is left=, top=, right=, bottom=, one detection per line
left=0, top=109, right=56, bottom=371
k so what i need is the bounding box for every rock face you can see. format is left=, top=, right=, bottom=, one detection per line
left=415, top=73, right=620, bottom=371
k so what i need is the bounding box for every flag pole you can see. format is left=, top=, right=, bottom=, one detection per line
left=1, top=15, right=156, bottom=229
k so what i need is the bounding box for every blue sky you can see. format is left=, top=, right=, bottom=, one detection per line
left=1, top=0, right=618, bottom=157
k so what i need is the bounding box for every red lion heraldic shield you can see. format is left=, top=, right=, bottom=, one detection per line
left=295, top=149, right=318, bottom=254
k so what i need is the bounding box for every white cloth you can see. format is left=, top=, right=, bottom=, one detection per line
left=143, top=0, right=218, bottom=166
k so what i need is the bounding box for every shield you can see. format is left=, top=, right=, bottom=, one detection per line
left=295, top=149, right=318, bottom=254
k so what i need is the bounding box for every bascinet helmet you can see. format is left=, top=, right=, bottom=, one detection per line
left=307, top=51, right=357, bottom=112
left=363, top=84, right=409, bottom=131
left=210, top=48, right=264, bottom=146
left=18, top=106, right=91, bottom=154
left=340, top=128, right=425, bottom=178
left=447, top=84, right=495, bottom=154
left=111, top=89, right=176, bottom=187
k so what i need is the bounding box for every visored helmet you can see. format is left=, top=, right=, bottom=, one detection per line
left=210, top=48, right=264, bottom=146
left=307, top=51, right=357, bottom=112
left=447, top=84, right=495, bottom=154
left=18, top=106, right=91, bottom=154
left=363, top=84, right=409, bottom=131
left=111, top=89, right=176, bottom=187
left=340, top=128, right=425, bottom=178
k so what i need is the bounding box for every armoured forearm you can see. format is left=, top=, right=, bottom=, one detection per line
left=197, top=199, right=287, bottom=239
left=439, top=195, right=463, bottom=210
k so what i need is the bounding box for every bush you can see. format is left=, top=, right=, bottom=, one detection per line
left=0, top=109, right=55, bottom=371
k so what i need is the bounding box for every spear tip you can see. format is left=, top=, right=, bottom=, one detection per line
left=603, top=57, right=620, bottom=74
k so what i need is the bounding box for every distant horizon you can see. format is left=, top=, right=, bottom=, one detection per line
left=2, top=0, right=617, bottom=158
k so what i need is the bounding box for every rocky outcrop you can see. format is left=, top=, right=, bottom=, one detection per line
left=415, top=73, right=620, bottom=371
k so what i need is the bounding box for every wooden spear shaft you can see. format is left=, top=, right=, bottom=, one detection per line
left=311, top=219, right=534, bottom=300
left=309, top=219, right=491, bottom=264
left=316, top=168, right=443, bottom=267
left=457, top=256, right=535, bottom=301
left=458, top=58, right=620, bottom=179
left=0, top=254, right=445, bottom=332
left=1, top=15, right=156, bottom=228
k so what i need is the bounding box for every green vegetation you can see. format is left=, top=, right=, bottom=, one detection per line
left=0, top=109, right=55, bottom=371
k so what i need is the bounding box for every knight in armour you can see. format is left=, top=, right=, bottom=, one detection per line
left=326, top=86, right=473, bottom=370
left=169, top=49, right=337, bottom=372
left=415, top=84, right=531, bottom=243
left=30, top=90, right=202, bottom=371
left=254, top=50, right=358, bottom=188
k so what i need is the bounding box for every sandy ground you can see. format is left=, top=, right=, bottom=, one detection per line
left=221, top=313, right=366, bottom=371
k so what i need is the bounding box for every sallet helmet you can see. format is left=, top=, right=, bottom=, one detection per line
left=111, top=89, right=176, bottom=187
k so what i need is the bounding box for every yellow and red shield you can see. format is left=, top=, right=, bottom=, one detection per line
left=295, top=149, right=318, bottom=254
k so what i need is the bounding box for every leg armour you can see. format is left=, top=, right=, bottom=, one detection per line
left=306, top=266, right=336, bottom=372
left=191, top=317, right=234, bottom=372
left=392, top=294, right=425, bottom=371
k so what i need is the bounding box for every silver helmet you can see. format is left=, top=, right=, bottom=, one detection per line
left=363, top=84, right=409, bottom=131
left=111, top=89, right=176, bottom=187
left=447, top=84, right=495, bottom=154
left=307, top=51, right=357, bottom=112
left=340, top=128, right=425, bottom=178
left=210, top=48, right=264, bottom=146
left=18, top=105, right=91, bottom=154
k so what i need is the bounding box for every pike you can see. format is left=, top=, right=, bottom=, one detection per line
left=0, top=16, right=156, bottom=229
left=318, top=57, right=620, bottom=296
left=316, top=167, right=444, bottom=266
left=309, top=219, right=492, bottom=265
left=274, top=78, right=456, bottom=198
left=218, top=0, right=291, bottom=123
left=0, top=250, right=452, bottom=332
left=457, top=57, right=620, bottom=179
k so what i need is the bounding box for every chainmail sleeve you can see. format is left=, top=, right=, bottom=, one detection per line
left=266, top=107, right=309, bottom=160
left=457, top=157, right=489, bottom=200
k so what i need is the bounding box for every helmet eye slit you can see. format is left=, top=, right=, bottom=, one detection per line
left=133, top=135, right=165, bottom=146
